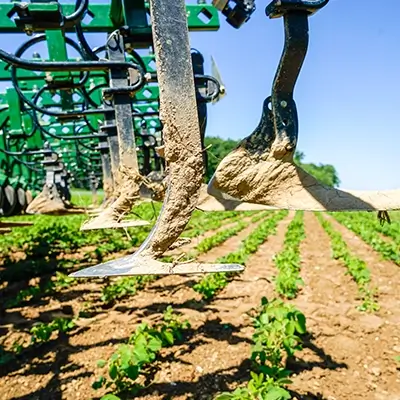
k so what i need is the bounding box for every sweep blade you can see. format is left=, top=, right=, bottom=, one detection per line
left=211, top=55, right=226, bottom=104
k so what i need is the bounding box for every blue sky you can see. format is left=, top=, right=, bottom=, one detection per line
left=189, top=0, right=400, bottom=191
left=1, top=0, right=399, bottom=191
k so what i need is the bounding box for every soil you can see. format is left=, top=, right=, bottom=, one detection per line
left=81, top=166, right=144, bottom=230
left=211, top=146, right=400, bottom=211
left=146, top=0, right=204, bottom=259
left=1, top=212, right=400, bottom=400
left=26, top=185, right=70, bottom=215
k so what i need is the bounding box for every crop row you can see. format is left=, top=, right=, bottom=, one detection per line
left=273, top=211, right=305, bottom=299
left=331, top=212, right=400, bottom=265
left=97, top=213, right=268, bottom=305
left=184, top=210, right=258, bottom=238
left=215, top=297, right=307, bottom=400
left=342, top=211, right=400, bottom=245
left=92, top=306, right=190, bottom=399
left=316, top=214, right=379, bottom=312
left=192, top=211, right=271, bottom=255
left=193, top=210, right=288, bottom=299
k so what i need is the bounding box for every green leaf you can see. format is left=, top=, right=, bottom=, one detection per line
left=148, top=335, right=163, bottom=351
left=100, top=395, right=122, bottom=400
left=162, top=330, right=175, bottom=346
left=294, top=312, right=306, bottom=334
left=249, top=371, right=259, bottom=381
left=133, top=344, right=151, bottom=365
left=260, top=313, right=269, bottom=325
left=119, top=345, right=133, bottom=369
left=285, top=321, right=295, bottom=336
left=265, top=386, right=291, bottom=400
left=126, top=364, right=139, bottom=380
left=214, top=394, right=235, bottom=400
left=97, top=360, right=107, bottom=368
left=92, top=376, right=105, bottom=390
left=109, top=364, right=118, bottom=380
left=247, top=379, right=256, bottom=393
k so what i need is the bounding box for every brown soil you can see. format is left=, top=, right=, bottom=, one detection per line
left=26, top=185, right=69, bottom=215
left=212, top=146, right=400, bottom=211
left=81, top=166, right=144, bottom=230
left=26, top=185, right=86, bottom=216
left=286, top=213, right=400, bottom=399
left=1, top=212, right=400, bottom=400
left=163, top=215, right=252, bottom=258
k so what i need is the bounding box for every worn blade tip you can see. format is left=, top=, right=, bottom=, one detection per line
left=80, top=219, right=149, bottom=231
left=69, top=254, right=244, bottom=278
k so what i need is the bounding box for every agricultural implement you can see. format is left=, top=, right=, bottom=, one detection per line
left=0, top=0, right=397, bottom=277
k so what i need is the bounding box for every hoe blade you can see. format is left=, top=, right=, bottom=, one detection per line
left=70, top=254, right=243, bottom=277
left=211, top=56, right=226, bottom=104
left=80, top=218, right=149, bottom=231
left=71, top=0, right=245, bottom=277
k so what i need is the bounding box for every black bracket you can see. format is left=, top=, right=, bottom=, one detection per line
left=266, top=0, right=329, bottom=18
left=267, top=0, right=328, bottom=152
left=240, top=0, right=328, bottom=157
left=212, top=0, right=256, bottom=29
left=9, top=0, right=90, bottom=34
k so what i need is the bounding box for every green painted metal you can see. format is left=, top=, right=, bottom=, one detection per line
left=0, top=0, right=222, bottom=215
left=0, top=3, right=220, bottom=33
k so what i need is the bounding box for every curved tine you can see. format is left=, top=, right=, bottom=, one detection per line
left=70, top=0, right=236, bottom=277
left=207, top=99, right=400, bottom=212
left=206, top=8, right=400, bottom=213
left=115, top=0, right=204, bottom=259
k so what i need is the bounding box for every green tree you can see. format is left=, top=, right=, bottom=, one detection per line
left=204, top=136, right=340, bottom=188
left=294, top=151, right=340, bottom=188
left=204, top=136, right=238, bottom=182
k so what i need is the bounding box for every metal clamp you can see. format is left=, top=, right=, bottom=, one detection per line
left=212, top=0, right=255, bottom=28
left=266, top=0, right=329, bottom=19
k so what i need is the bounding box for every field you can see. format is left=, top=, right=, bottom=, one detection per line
left=1, top=193, right=400, bottom=400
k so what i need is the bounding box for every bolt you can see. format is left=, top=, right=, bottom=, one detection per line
left=280, top=100, right=287, bottom=108
left=120, top=25, right=130, bottom=37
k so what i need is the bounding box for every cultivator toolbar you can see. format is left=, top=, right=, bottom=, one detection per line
left=0, top=0, right=397, bottom=276
left=0, top=0, right=223, bottom=219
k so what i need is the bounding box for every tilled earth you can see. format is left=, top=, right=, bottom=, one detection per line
left=1, top=212, right=400, bottom=400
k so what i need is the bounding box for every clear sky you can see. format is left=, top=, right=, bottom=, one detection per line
left=189, top=0, right=400, bottom=191
left=1, top=0, right=399, bottom=191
